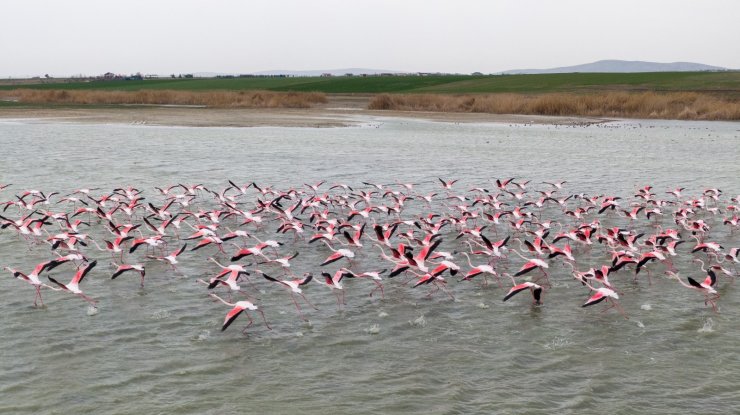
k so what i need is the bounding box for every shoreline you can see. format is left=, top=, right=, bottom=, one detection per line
left=0, top=106, right=609, bottom=128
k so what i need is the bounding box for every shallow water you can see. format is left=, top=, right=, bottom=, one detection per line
left=1, top=116, right=739, bottom=414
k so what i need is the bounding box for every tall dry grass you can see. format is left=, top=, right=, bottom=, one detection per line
left=0, top=89, right=328, bottom=108
left=368, top=92, right=740, bottom=120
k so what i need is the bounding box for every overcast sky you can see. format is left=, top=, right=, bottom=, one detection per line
left=2, top=0, right=738, bottom=77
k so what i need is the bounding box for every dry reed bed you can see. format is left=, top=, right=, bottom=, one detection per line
left=0, top=89, right=328, bottom=108
left=368, top=92, right=740, bottom=120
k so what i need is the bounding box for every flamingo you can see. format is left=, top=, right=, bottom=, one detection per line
left=319, top=240, right=355, bottom=266
left=261, top=252, right=300, bottom=272
left=148, top=244, right=187, bottom=269
left=407, top=269, right=455, bottom=300
left=258, top=271, right=316, bottom=320
left=4, top=259, right=63, bottom=306
left=438, top=178, right=458, bottom=190
left=581, top=280, right=627, bottom=318
left=205, top=258, right=253, bottom=295
left=459, top=252, right=499, bottom=286
left=230, top=242, right=272, bottom=262
left=665, top=270, right=719, bottom=311
left=511, top=249, right=550, bottom=281
left=341, top=223, right=365, bottom=247
left=318, top=269, right=352, bottom=308
left=503, top=281, right=543, bottom=305
left=47, top=260, right=98, bottom=305
left=111, top=262, right=146, bottom=287
left=341, top=268, right=386, bottom=298
left=209, top=293, right=270, bottom=333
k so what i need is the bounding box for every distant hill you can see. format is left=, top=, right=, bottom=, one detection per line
left=251, top=68, right=408, bottom=77
left=502, top=60, right=728, bottom=74
left=190, top=68, right=407, bottom=78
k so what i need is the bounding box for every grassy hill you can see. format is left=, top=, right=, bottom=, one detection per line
left=2, top=72, right=739, bottom=95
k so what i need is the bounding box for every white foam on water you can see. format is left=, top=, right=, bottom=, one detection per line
left=86, top=306, right=99, bottom=316
left=543, top=336, right=572, bottom=350
left=150, top=309, right=171, bottom=320
left=477, top=302, right=489, bottom=309
left=640, top=304, right=652, bottom=311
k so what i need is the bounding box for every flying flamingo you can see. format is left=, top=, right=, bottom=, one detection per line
left=406, top=269, right=455, bottom=300
left=111, top=262, right=146, bottom=287
left=47, top=260, right=98, bottom=306
left=580, top=279, right=627, bottom=318
left=4, top=259, right=63, bottom=306
left=665, top=270, right=719, bottom=311
left=511, top=249, right=550, bottom=284
left=318, top=269, right=352, bottom=308
left=340, top=268, right=386, bottom=298
left=459, top=252, right=499, bottom=287
left=209, top=293, right=271, bottom=334
left=259, top=252, right=300, bottom=273
left=503, top=281, right=543, bottom=305
left=203, top=257, right=254, bottom=296
left=148, top=243, right=188, bottom=270
left=320, top=240, right=355, bottom=266
left=258, top=271, right=316, bottom=320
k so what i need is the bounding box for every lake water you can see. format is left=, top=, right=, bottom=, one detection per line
left=1, top=116, right=739, bottom=414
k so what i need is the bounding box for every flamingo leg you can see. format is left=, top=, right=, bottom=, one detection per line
left=369, top=281, right=385, bottom=299
left=257, top=309, right=272, bottom=330
left=77, top=293, right=98, bottom=306
left=298, top=292, right=319, bottom=310
left=438, top=283, right=456, bottom=300
left=289, top=293, right=308, bottom=321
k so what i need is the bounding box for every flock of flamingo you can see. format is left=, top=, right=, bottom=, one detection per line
left=1, top=179, right=738, bottom=334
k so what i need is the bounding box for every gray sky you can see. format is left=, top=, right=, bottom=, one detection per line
left=2, top=0, right=738, bottom=77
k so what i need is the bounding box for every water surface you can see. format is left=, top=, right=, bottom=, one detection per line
left=1, top=117, right=739, bottom=414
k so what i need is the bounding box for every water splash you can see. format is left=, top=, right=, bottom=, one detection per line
left=365, top=324, right=380, bottom=334
left=86, top=305, right=99, bottom=316
left=697, top=318, right=714, bottom=333
left=640, top=304, right=652, bottom=311
left=477, top=302, right=490, bottom=309
left=543, top=336, right=572, bottom=350
left=410, top=314, right=426, bottom=328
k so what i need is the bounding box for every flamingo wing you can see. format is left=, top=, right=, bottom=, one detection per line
left=320, top=251, right=344, bottom=266
left=582, top=291, right=607, bottom=307
left=222, top=305, right=245, bottom=331
left=514, top=261, right=538, bottom=277
left=503, top=283, right=531, bottom=302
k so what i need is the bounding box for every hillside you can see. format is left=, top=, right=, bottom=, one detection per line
left=502, top=60, right=728, bottom=74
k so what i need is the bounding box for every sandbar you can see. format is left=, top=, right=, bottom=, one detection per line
left=0, top=95, right=608, bottom=128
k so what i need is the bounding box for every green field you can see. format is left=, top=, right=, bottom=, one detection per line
left=2, top=72, right=739, bottom=95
